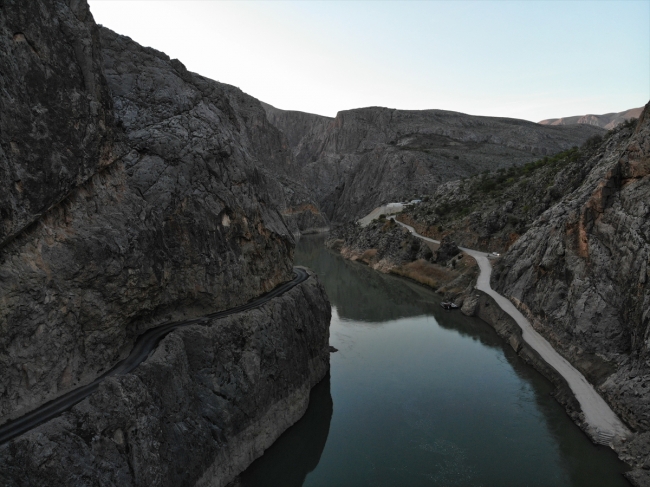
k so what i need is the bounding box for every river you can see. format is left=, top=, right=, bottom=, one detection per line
left=237, top=235, right=630, bottom=487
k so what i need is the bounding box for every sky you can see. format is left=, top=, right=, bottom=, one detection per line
left=88, top=0, right=650, bottom=122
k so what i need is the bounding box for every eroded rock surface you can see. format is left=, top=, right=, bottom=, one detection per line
left=0, top=21, right=288, bottom=425
left=0, top=1, right=326, bottom=451
left=0, top=0, right=118, bottom=247
left=0, top=271, right=331, bottom=487
left=493, top=103, right=650, bottom=482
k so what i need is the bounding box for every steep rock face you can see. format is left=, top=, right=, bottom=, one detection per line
left=493, top=103, right=650, bottom=452
left=0, top=3, right=304, bottom=430
left=0, top=0, right=118, bottom=247
left=264, top=105, right=605, bottom=223
left=255, top=103, right=330, bottom=235
left=261, top=102, right=333, bottom=165
left=0, top=272, right=331, bottom=487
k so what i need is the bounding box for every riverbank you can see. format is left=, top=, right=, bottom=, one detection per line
left=327, top=218, right=478, bottom=302
left=390, top=217, right=650, bottom=487
left=234, top=235, right=632, bottom=487
left=392, top=218, right=631, bottom=437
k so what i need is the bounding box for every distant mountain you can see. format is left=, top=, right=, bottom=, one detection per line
left=539, top=107, right=643, bottom=130
left=263, top=103, right=605, bottom=222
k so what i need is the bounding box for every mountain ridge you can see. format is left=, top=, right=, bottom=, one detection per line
left=540, top=106, right=643, bottom=130
left=263, top=103, right=605, bottom=223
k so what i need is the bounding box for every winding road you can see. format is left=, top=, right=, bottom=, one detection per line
left=0, top=267, right=309, bottom=446
left=391, top=216, right=631, bottom=444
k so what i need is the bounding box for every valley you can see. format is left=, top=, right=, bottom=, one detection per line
left=0, top=1, right=648, bottom=486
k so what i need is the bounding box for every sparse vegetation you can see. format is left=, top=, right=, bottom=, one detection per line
left=397, top=130, right=628, bottom=252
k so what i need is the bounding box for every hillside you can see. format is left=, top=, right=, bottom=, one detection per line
left=263, top=104, right=605, bottom=222
left=397, top=130, right=614, bottom=253
left=397, top=103, right=650, bottom=485
left=540, top=106, right=643, bottom=130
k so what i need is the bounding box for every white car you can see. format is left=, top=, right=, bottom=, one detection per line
left=491, top=252, right=500, bottom=257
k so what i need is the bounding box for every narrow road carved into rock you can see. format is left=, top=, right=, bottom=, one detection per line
left=391, top=216, right=631, bottom=443
left=0, top=267, right=310, bottom=446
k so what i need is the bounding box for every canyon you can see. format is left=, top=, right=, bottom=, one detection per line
left=1, top=0, right=648, bottom=485
left=263, top=102, right=604, bottom=222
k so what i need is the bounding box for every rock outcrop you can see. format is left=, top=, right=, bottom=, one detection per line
left=540, top=106, right=643, bottom=130
left=327, top=219, right=477, bottom=300
left=0, top=270, right=331, bottom=487
left=434, top=236, right=460, bottom=265
left=263, top=104, right=605, bottom=222
left=0, top=5, right=331, bottom=484
left=492, top=102, right=650, bottom=482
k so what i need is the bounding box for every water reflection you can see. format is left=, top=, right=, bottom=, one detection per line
left=296, top=234, right=444, bottom=323
left=238, top=374, right=332, bottom=487
left=238, top=235, right=630, bottom=487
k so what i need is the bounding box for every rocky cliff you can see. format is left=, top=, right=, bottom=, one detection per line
left=492, top=103, right=650, bottom=484
left=0, top=2, right=330, bottom=481
left=0, top=270, right=331, bottom=487
left=263, top=104, right=605, bottom=222
left=540, top=106, right=644, bottom=130
left=259, top=103, right=333, bottom=233
left=0, top=0, right=118, bottom=248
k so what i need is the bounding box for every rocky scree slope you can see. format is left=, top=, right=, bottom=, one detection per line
left=0, top=1, right=329, bottom=470
left=492, top=103, right=650, bottom=485
left=397, top=131, right=615, bottom=253
left=263, top=104, right=605, bottom=223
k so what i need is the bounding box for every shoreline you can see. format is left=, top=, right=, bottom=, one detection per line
left=391, top=216, right=631, bottom=445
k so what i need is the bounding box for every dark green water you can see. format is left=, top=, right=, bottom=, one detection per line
left=238, top=235, right=630, bottom=487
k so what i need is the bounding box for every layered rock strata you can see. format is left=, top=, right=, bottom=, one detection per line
left=263, top=103, right=605, bottom=222
left=0, top=271, right=331, bottom=487
left=492, top=103, right=650, bottom=483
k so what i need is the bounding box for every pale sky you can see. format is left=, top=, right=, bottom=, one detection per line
left=88, top=0, right=649, bottom=122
